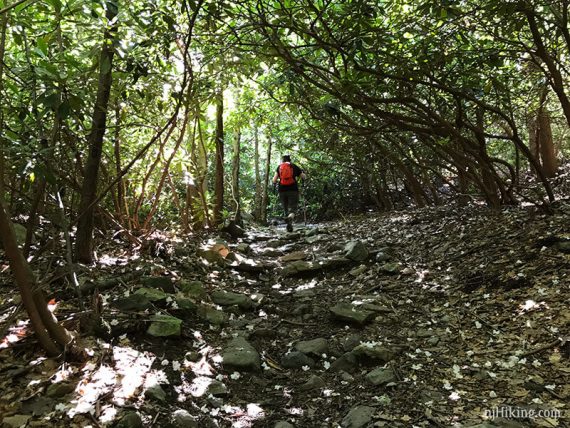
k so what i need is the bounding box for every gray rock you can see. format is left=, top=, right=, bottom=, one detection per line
left=258, top=248, right=283, bottom=257
left=380, top=262, right=401, bottom=274
left=180, top=280, right=207, bottom=299
left=185, top=351, right=201, bottom=362
left=145, top=384, right=167, bottom=402
left=222, top=337, right=261, bottom=372
left=320, top=257, right=352, bottom=269
left=280, top=251, right=308, bottom=262
left=112, top=294, right=151, bottom=311
left=266, top=240, right=283, bottom=248
left=2, top=415, right=31, bottom=428
left=174, top=296, right=198, bottom=315
left=275, top=422, right=295, bottom=428
left=211, top=290, right=253, bottom=310
left=344, top=241, right=369, bottom=262
left=349, top=265, right=367, bottom=276
left=281, top=260, right=321, bottom=277
left=295, top=338, right=329, bottom=356
left=197, top=305, right=228, bottom=326
left=375, top=252, right=391, bottom=262
left=116, top=412, right=143, bottom=428
left=330, top=303, right=376, bottom=325
left=299, top=375, right=325, bottom=391
left=46, top=382, right=75, bottom=397
left=341, top=334, right=362, bottom=352
left=281, top=351, right=316, bottom=369
left=341, top=405, right=375, bottom=428
left=172, top=409, right=198, bottom=428
left=141, top=276, right=175, bottom=293
left=147, top=315, right=182, bottom=337
left=134, top=287, right=167, bottom=302
left=329, top=352, right=358, bottom=372
left=197, top=248, right=225, bottom=264
left=207, top=380, right=228, bottom=396
left=351, top=343, right=397, bottom=363
left=365, top=367, right=396, bottom=386
left=236, top=243, right=251, bottom=254
left=360, top=303, right=391, bottom=313
left=556, top=241, right=570, bottom=253
left=13, top=223, right=27, bottom=247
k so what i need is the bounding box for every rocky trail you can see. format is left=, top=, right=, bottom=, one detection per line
left=1, top=204, right=569, bottom=428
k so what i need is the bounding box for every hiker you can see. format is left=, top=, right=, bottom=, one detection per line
left=273, top=155, right=306, bottom=232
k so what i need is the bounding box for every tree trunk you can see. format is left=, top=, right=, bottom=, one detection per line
left=253, top=124, right=262, bottom=219
left=537, top=107, right=558, bottom=178
left=75, top=2, right=118, bottom=263
left=113, top=103, right=127, bottom=222
left=0, top=13, right=8, bottom=197
left=213, top=91, right=224, bottom=225
left=0, top=197, right=70, bottom=357
left=231, top=128, right=241, bottom=224
left=260, top=135, right=272, bottom=222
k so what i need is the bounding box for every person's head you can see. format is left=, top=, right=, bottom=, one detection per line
left=282, top=155, right=291, bottom=163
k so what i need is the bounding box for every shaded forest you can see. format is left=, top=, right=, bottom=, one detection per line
left=0, top=0, right=569, bottom=427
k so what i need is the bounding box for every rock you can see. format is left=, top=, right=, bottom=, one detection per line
left=134, top=287, right=167, bottom=302
left=320, top=257, right=352, bottom=269
left=145, top=384, right=167, bottom=402
left=275, top=422, right=295, bottom=428
left=172, top=409, right=199, bottom=428
left=349, top=265, right=367, bottom=276
left=281, top=260, right=321, bottom=277
left=222, top=220, right=245, bottom=238
left=266, top=240, right=283, bottom=248
left=401, top=267, right=414, bottom=275
left=329, top=352, right=358, bottom=372
left=330, top=303, right=376, bottom=325
left=197, top=305, right=228, bottom=326
left=351, top=343, right=397, bottom=363
left=375, top=252, right=391, bottom=262
left=112, top=294, right=151, bottom=311
left=147, top=315, right=182, bottom=337
left=180, top=280, right=207, bottom=299
left=341, top=405, right=375, bottom=428
left=281, top=351, right=316, bottom=369
left=116, top=412, right=143, bottom=428
left=231, top=261, right=268, bottom=273
left=305, top=227, right=319, bottom=237
left=380, top=262, right=401, bottom=274
left=174, top=296, right=198, bottom=315
left=222, top=337, right=261, bottom=372
left=365, top=367, right=396, bottom=386
left=295, top=338, right=329, bottom=356
left=46, top=382, right=75, bottom=397
left=2, top=415, right=31, bottom=428
left=258, top=248, right=283, bottom=257
left=211, top=291, right=253, bottom=310
left=280, top=251, right=308, bottom=262
left=236, top=243, right=251, bottom=254
left=339, top=371, right=354, bottom=382
left=141, top=276, right=175, bottom=293
left=292, top=304, right=312, bottom=316
left=344, top=241, right=369, bottom=262
left=185, top=351, right=201, bottom=362
left=341, top=334, right=362, bottom=352
left=360, top=303, right=391, bottom=313
left=299, top=375, right=325, bottom=391
left=198, top=249, right=225, bottom=264
left=207, top=380, right=228, bottom=397
left=305, top=235, right=323, bottom=244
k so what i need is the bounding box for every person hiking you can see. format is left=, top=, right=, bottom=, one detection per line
left=273, top=155, right=306, bottom=232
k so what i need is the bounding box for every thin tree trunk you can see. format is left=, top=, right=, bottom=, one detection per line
left=0, top=197, right=65, bottom=357
left=213, top=91, right=224, bottom=225
left=231, top=128, right=241, bottom=224
left=537, top=104, right=558, bottom=178
left=253, top=124, right=261, bottom=219
left=75, top=2, right=118, bottom=263
left=260, top=135, right=272, bottom=222
left=0, top=13, right=8, bottom=197
left=113, top=103, right=127, bottom=221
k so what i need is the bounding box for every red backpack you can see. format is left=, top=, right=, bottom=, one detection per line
left=279, top=162, right=295, bottom=186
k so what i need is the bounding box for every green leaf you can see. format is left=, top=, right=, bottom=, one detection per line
left=37, top=37, right=49, bottom=56
left=45, top=0, right=62, bottom=13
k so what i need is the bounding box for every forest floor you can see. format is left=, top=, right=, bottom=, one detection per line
left=0, top=201, right=569, bottom=428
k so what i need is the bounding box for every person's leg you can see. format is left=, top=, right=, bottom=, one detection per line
left=279, top=191, right=289, bottom=216
left=285, top=191, right=299, bottom=232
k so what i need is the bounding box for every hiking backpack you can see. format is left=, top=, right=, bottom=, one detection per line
left=279, top=162, right=295, bottom=186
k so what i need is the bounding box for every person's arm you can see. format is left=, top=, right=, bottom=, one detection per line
left=272, top=172, right=279, bottom=184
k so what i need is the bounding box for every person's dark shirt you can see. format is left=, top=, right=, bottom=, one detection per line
left=276, top=162, right=303, bottom=192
